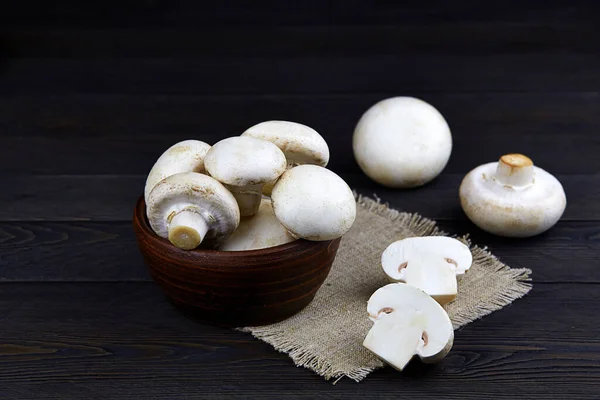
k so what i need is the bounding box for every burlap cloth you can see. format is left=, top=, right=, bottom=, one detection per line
left=240, top=194, right=532, bottom=382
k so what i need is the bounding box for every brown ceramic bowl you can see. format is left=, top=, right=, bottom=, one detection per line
left=133, top=197, right=341, bottom=327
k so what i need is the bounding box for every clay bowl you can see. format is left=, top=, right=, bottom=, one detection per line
left=133, top=197, right=341, bottom=327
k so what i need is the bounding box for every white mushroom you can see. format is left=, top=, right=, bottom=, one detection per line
left=146, top=172, right=240, bottom=250
left=271, top=165, right=356, bottom=241
left=219, top=198, right=297, bottom=251
left=352, top=97, right=452, bottom=188
left=241, top=120, right=330, bottom=195
left=381, top=237, right=473, bottom=305
left=363, top=283, right=454, bottom=371
left=144, top=140, right=211, bottom=203
left=204, top=137, right=287, bottom=217
left=459, top=154, right=567, bottom=237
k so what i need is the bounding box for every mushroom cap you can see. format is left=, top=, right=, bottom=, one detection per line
left=364, top=283, right=454, bottom=369
left=271, top=165, right=356, bottom=241
left=204, top=136, right=287, bottom=187
left=144, top=140, right=211, bottom=202
left=352, top=97, right=452, bottom=188
left=459, top=160, right=567, bottom=237
left=146, top=172, right=240, bottom=241
left=219, top=198, right=297, bottom=251
left=241, top=120, right=330, bottom=167
left=382, top=236, right=473, bottom=281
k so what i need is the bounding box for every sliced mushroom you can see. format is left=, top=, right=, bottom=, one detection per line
left=353, top=97, right=452, bottom=188
left=144, top=140, right=211, bottom=203
left=204, top=137, right=287, bottom=217
left=271, top=165, right=356, bottom=241
left=459, top=154, right=567, bottom=237
left=146, top=172, right=240, bottom=250
left=363, top=283, right=454, bottom=371
left=219, top=198, right=297, bottom=251
left=381, top=237, right=472, bottom=305
left=241, top=120, right=330, bottom=195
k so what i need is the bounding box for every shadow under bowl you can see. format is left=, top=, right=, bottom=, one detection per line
left=133, top=197, right=341, bottom=327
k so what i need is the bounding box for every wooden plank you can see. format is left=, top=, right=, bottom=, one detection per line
left=1, top=0, right=598, bottom=28
left=0, top=174, right=597, bottom=222
left=0, top=220, right=596, bottom=283
left=0, top=282, right=598, bottom=398
left=1, top=93, right=598, bottom=174
left=2, top=55, right=600, bottom=95
left=4, top=24, right=600, bottom=58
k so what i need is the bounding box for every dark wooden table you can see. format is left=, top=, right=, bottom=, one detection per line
left=1, top=2, right=599, bottom=398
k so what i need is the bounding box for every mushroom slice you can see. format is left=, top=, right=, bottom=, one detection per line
left=219, top=198, right=297, bottom=251
left=363, top=283, right=454, bottom=371
left=271, top=165, right=356, bottom=241
left=204, top=137, right=287, bottom=217
left=459, top=154, right=567, bottom=237
left=352, top=97, right=452, bottom=188
left=146, top=172, right=240, bottom=250
left=242, top=121, right=330, bottom=196
left=144, top=140, right=211, bottom=203
left=381, top=237, right=472, bottom=305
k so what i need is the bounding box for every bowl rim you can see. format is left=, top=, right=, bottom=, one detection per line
left=134, top=196, right=331, bottom=257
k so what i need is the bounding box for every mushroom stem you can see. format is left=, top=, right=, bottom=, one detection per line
left=495, top=154, right=534, bottom=188
left=226, top=184, right=262, bottom=217
left=167, top=210, right=210, bottom=250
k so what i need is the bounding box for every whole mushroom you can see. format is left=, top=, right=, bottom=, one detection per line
left=271, top=165, right=356, bottom=241
left=144, top=140, right=211, bottom=203
left=219, top=198, right=297, bottom=251
left=241, top=120, right=330, bottom=195
left=353, top=97, right=452, bottom=188
left=459, top=153, right=567, bottom=237
left=204, top=136, right=287, bottom=217
left=146, top=172, right=240, bottom=250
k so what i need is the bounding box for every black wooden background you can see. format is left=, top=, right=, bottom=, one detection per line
left=1, top=1, right=599, bottom=398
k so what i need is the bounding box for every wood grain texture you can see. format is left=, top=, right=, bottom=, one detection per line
left=0, top=220, right=597, bottom=284
left=4, top=24, right=600, bottom=58
left=2, top=0, right=598, bottom=27
left=1, top=93, right=598, bottom=175
left=0, top=282, right=598, bottom=399
left=1, top=174, right=596, bottom=222
left=2, top=56, right=600, bottom=95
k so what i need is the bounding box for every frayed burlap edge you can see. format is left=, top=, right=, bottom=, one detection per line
left=239, top=193, right=533, bottom=382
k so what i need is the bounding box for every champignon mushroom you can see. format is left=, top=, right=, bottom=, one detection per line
left=363, top=283, right=454, bottom=371
left=381, top=236, right=473, bottom=305
left=241, top=120, right=330, bottom=196
left=146, top=172, right=240, bottom=250
left=352, top=97, right=452, bottom=188
left=144, top=140, right=211, bottom=203
left=204, top=137, right=287, bottom=217
left=271, top=165, right=356, bottom=241
left=459, top=153, right=567, bottom=237
left=219, top=198, right=297, bottom=251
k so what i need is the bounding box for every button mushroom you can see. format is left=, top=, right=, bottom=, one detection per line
left=146, top=172, right=240, bottom=250
left=204, top=136, right=287, bottom=217
left=352, top=97, right=452, bottom=188
left=363, top=283, right=454, bottom=371
left=219, top=198, right=297, bottom=251
left=459, top=153, right=567, bottom=237
left=241, top=120, right=330, bottom=195
left=381, top=237, right=473, bottom=305
left=144, top=140, right=211, bottom=203
left=271, top=165, right=356, bottom=241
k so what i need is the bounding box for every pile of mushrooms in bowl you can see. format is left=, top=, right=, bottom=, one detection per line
left=144, top=121, right=356, bottom=252
left=134, top=121, right=356, bottom=327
